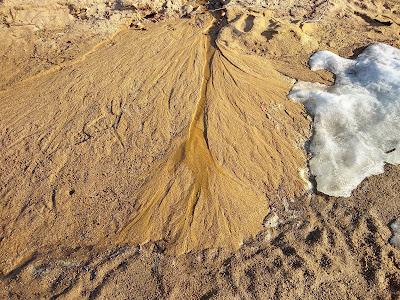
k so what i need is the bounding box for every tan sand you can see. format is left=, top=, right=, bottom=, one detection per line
left=1, top=0, right=400, bottom=298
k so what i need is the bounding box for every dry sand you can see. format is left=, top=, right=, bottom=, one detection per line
left=1, top=0, right=400, bottom=299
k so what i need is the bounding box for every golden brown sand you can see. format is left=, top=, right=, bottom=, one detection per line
left=1, top=0, right=400, bottom=298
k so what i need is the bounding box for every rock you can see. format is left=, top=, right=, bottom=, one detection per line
left=264, top=213, right=280, bottom=228
left=180, top=4, right=194, bottom=17
left=130, top=20, right=145, bottom=30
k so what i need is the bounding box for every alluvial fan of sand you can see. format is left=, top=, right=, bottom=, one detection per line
left=1, top=0, right=400, bottom=299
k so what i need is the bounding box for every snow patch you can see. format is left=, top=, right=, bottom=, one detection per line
left=289, top=43, right=400, bottom=197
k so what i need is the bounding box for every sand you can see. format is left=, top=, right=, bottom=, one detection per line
left=1, top=0, right=400, bottom=298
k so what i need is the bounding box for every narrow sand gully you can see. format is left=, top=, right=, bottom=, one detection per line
left=184, top=13, right=218, bottom=183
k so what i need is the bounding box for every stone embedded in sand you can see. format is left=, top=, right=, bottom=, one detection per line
left=264, top=212, right=280, bottom=228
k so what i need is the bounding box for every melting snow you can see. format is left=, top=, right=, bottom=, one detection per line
left=289, top=43, right=400, bottom=197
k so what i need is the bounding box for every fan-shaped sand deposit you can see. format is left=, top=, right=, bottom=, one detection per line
left=0, top=8, right=310, bottom=269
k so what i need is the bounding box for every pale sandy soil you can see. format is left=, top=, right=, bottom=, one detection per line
left=1, top=0, right=400, bottom=299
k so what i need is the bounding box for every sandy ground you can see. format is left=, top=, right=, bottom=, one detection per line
left=1, top=0, right=400, bottom=298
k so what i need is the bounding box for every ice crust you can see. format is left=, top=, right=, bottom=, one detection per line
left=289, top=43, right=400, bottom=197
left=390, top=220, right=400, bottom=248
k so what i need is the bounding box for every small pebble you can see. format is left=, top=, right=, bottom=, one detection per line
left=264, top=212, right=280, bottom=228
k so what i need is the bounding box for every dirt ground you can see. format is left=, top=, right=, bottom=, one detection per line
left=1, top=0, right=400, bottom=299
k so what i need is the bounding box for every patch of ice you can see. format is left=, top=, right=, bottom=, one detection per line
left=390, top=219, right=400, bottom=248
left=289, top=43, right=400, bottom=197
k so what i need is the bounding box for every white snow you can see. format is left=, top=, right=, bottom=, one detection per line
left=289, top=43, right=400, bottom=197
